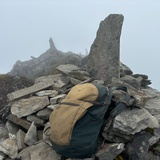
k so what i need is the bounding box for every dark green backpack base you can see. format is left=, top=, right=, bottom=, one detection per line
left=51, top=141, right=97, bottom=159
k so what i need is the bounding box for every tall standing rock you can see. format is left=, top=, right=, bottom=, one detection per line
left=87, top=14, right=124, bottom=84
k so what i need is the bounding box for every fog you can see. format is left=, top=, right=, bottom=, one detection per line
left=0, top=0, right=160, bottom=90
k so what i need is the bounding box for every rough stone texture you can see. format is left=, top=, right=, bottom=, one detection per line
left=18, top=141, right=61, bottom=160
left=120, top=75, right=142, bottom=89
left=6, top=114, right=31, bottom=130
left=113, top=108, right=159, bottom=135
left=35, top=74, right=69, bottom=90
left=120, top=62, right=133, bottom=77
left=0, top=138, right=18, bottom=159
left=24, top=122, right=37, bottom=146
left=16, top=129, right=26, bottom=151
left=0, top=124, right=8, bottom=139
left=109, top=77, right=149, bottom=107
left=1, top=14, right=160, bottom=159
left=96, top=143, right=125, bottom=160
left=36, top=108, right=52, bottom=120
left=47, top=104, right=59, bottom=110
left=35, top=90, right=58, bottom=97
left=5, top=121, right=19, bottom=139
left=27, top=115, right=45, bottom=126
left=11, top=96, right=49, bottom=118
left=125, top=132, right=152, bottom=160
left=50, top=94, right=66, bottom=105
left=57, top=64, right=81, bottom=75
left=7, top=80, right=55, bottom=101
left=141, top=87, right=160, bottom=124
left=86, top=14, right=124, bottom=84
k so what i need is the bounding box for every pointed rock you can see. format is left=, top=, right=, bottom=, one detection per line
left=87, top=14, right=124, bottom=84
left=49, top=37, right=57, bottom=51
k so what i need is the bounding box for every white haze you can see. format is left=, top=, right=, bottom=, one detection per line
left=0, top=0, right=160, bottom=91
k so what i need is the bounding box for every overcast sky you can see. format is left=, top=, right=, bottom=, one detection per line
left=0, top=0, right=160, bottom=90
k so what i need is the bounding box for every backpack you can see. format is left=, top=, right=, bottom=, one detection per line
left=49, top=83, right=111, bottom=158
left=49, top=83, right=134, bottom=159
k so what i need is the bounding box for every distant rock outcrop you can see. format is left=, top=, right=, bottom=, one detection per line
left=8, top=39, right=82, bottom=80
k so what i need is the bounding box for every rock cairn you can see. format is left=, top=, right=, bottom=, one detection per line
left=0, top=63, right=160, bottom=160
left=1, top=14, right=160, bottom=160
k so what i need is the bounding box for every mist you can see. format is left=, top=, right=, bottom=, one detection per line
left=0, top=0, right=160, bottom=90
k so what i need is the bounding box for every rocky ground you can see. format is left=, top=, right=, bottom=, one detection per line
left=0, top=64, right=160, bottom=160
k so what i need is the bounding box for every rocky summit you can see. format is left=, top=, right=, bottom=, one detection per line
left=0, top=14, right=160, bottom=160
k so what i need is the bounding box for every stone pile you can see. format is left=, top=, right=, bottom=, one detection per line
left=0, top=63, right=160, bottom=160
left=1, top=14, right=160, bottom=160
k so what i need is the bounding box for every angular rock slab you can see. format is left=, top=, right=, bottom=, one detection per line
left=35, top=74, right=69, bottom=90
left=6, top=114, right=31, bottom=130
left=18, top=141, right=60, bottom=160
left=87, top=14, right=124, bottom=84
left=11, top=96, right=49, bottom=118
left=56, top=64, right=81, bottom=75
left=112, top=108, right=159, bottom=135
left=0, top=138, right=18, bottom=159
left=17, top=129, right=27, bottom=151
left=57, top=64, right=90, bottom=81
left=141, top=87, right=160, bottom=123
left=24, top=122, right=37, bottom=146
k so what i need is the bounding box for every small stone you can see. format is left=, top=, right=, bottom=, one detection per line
left=24, top=122, right=37, bottom=146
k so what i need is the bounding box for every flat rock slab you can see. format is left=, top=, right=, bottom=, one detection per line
left=113, top=108, right=159, bottom=135
left=11, top=96, right=49, bottom=118
left=18, top=141, right=60, bottom=160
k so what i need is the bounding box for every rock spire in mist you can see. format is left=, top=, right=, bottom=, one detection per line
left=49, top=37, right=57, bottom=51
left=87, top=14, right=124, bottom=84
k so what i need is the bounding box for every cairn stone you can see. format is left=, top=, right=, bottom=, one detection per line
left=87, top=14, right=124, bottom=84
